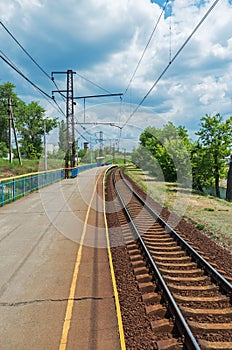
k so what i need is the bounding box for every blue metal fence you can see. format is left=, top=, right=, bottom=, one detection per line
left=0, top=169, right=64, bottom=206
left=0, top=163, right=98, bottom=206
left=72, top=163, right=98, bottom=177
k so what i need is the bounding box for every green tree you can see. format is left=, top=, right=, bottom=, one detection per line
left=0, top=82, right=20, bottom=146
left=58, top=120, right=66, bottom=152
left=196, top=113, right=232, bottom=198
left=139, top=122, right=192, bottom=183
left=16, top=101, right=58, bottom=159
left=0, top=82, right=58, bottom=160
left=190, top=142, right=213, bottom=192
left=131, top=146, right=157, bottom=174
left=78, top=148, right=87, bottom=159
left=0, top=142, right=8, bottom=158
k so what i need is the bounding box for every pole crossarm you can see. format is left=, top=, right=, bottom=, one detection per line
left=51, top=71, right=76, bottom=76
left=74, top=122, right=122, bottom=129
left=74, top=93, right=123, bottom=100
left=52, top=89, right=67, bottom=93
left=75, top=92, right=123, bottom=123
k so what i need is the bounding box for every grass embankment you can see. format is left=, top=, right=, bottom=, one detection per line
left=0, top=158, right=65, bottom=179
left=126, top=165, right=232, bottom=254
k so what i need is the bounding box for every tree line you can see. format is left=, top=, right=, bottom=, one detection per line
left=1, top=82, right=232, bottom=200
left=0, top=82, right=57, bottom=160
left=131, top=115, right=232, bottom=200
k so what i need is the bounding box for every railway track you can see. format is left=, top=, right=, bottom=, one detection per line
left=107, top=167, right=232, bottom=350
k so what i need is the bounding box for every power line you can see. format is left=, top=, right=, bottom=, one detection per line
left=123, top=1, right=169, bottom=98
left=0, top=21, right=115, bottom=114
left=76, top=72, right=112, bottom=94
left=0, top=50, right=65, bottom=117
left=0, top=53, right=52, bottom=100
left=52, top=98, right=66, bottom=117
left=0, top=49, right=18, bottom=71
left=122, top=0, right=221, bottom=129
left=74, top=121, right=122, bottom=129
left=0, top=20, right=114, bottom=127
left=73, top=74, right=116, bottom=139
left=0, top=21, right=51, bottom=80
left=0, top=20, right=66, bottom=104
left=75, top=126, right=90, bottom=143
left=0, top=20, right=66, bottom=114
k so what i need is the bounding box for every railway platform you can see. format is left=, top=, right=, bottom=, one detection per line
left=0, top=166, right=123, bottom=350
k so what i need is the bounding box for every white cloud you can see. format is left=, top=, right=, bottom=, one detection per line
left=1, top=0, right=232, bottom=149
left=193, top=76, right=227, bottom=105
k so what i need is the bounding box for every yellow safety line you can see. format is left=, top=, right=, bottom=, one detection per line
left=59, top=171, right=102, bottom=350
left=0, top=168, right=65, bottom=183
left=103, top=167, right=126, bottom=350
left=0, top=166, right=80, bottom=183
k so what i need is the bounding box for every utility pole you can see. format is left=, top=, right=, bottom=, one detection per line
left=52, top=69, right=76, bottom=176
left=7, top=97, right=22, bottom=165
left=112, top=144, right=115, bottom=163
left=52, top=75, right=122, bottom=171
left=66, top=70, right=76, bottom=168
left=99, top=131, right=103, bottom=157
left=43, top=120, right=47, bottom=171
left=8, top=97, right=13, bottom=163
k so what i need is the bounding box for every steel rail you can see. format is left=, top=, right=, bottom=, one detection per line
left=119, top=171, right=232, bottom=298
left=112, top=170, right=201, bottom=350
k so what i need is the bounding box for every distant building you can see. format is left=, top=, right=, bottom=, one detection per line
left=96, top=156, right=104, bottom=166
left=83, top=142, right=89, bottom=150
left=3, top=153, right=14, bottom=161
left=47, top=144, right=59, bottom=153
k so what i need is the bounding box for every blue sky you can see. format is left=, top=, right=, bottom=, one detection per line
left=1, top=0, right=232, bottom=150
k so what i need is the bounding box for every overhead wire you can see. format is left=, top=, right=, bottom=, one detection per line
left=121, top=0, right=221, bottom=129
left=75, top=124, right=108, bottom=148
left=118, top=0, right=169, bottom=146
left=0, top=49, right=19, bottom=72
left=169, top=6, right=172, bottom=63
left=76, top=72, right=112, bottom=94
left=75, top=126, right=91, bottom=143
left=74, top=73, right=118, bottom=131
left=52, top=98, right=66, bottom=117
left=0, top=20, right=120, bottom=127
left=76, top=120, right=100, bottom=144
left=0, top=50, right=65, bottom=117
left=0, top=18, right=123, bottom=147
left=0, top=20, right=66, bottom=106
left=123, top=0, right=169, bottom=98
left=0, top=52, right=52, bottom=100
left=0, top=21, right=51, bottom=80
left=76, top=117, right=119, bottom=146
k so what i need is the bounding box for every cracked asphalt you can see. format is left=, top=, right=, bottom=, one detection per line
left=0, top=167, right=120, bottom=350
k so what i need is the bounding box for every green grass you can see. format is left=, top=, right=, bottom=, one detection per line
left=0, top=159, right=38, bottom=178
left=126, top=165, right=232, bottom=253
left=0, top=158, right=66, bottom=179
left=195, top=223, right=205, bottom=230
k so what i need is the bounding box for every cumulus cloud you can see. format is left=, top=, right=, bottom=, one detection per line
left=1, top=0, right=232, bottom=149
